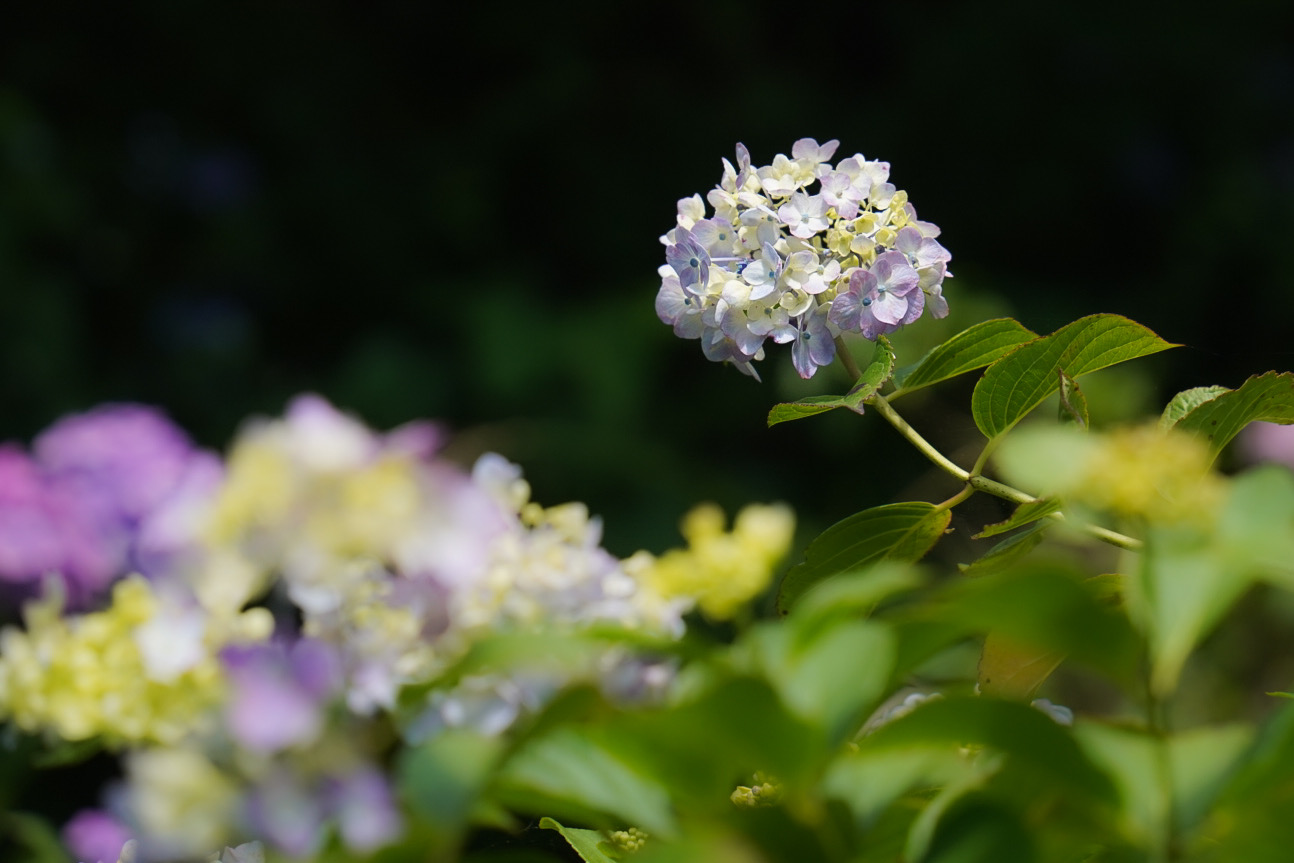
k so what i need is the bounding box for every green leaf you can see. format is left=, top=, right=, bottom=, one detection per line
left=1168, top=723, right=1254, bottom=832
left=495, top=727, right=675, bottom=837
left=974, top=498, right=1063, bottom=539
left=977, top=632, right=1067, bottom=699
left=789, top=563, right=924, bottom=629
left=1074, top=722, right=1254, bottom=846
left=1163, top=372, right=1294, bottom=461
left=824, top=747, right=976, bottom=831
left=743, top=619, right=897, bottom=745
left=892, top=318, right=1038, bottom=394
left=960, top=521, right=1051, bottom=576
left=972, top=314, right=1177, bottom=439
left=1133, top=525, right=1251, bottom=698
left=1072, top=723, right=1166, bottom=846
left=1159, top=385, right=1230, bottom=430
left=610, top=675, right=821, bottom=806
left=1128, top=471, right=1294, bottom=697
left=1, top=812, right=68, bottom=863
left=861, top=696, right=1116, bottom=804
left=776, top=502, right=951, bottom=613
left=768, top=337, right=895, bottom=426
left=944, top=563, right=1142, bottom=685
left=539, top=818, right=623, bottom=863
left=399, top=729, right=506, bottom=848
left=1217, top=465, right=1294, bottom=587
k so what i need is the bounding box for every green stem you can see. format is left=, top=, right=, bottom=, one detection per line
left=971, top=474, right=1143, bottom=551
left=833, top=336, right=1143, bottom=552
left=869, top=393, right=971, bottom=482
left=866, top=393, right=1145, bottom=552
left=935, top=485, right=975, bottom=511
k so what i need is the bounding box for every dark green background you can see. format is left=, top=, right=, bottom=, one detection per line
left=3, top=1, right=1292, bottom=557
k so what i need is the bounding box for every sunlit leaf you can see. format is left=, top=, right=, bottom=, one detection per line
left=891, top=318, right=1038, bottom=394
left=977, top=632, right=1066, bottom=699
left=539, top=817, right=623, bottom=863
left=972, top=315, right=1177, bottom=439
left=768, top=337, right=895, bottom=426
left=1166, top=372, right=1294, bottom=461
left=1159, top=385, right=1230, bottom=430
left=777, top=503, right=950, bottom=613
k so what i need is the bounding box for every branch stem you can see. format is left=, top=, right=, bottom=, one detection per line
left=832, top=335, right=1143, bottom=552
left=868, top=392, right=971, bottom=482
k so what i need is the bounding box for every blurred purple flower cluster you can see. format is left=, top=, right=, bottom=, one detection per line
left=0, top=395, right=721, bottom=863
left=0, top=405, right=219, bottom=607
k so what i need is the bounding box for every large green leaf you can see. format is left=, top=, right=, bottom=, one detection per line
left=1124, top=470, right=1294, bottom=697
left=494, top=727, right=676, bottom=837
left=944, top=563, right=1142, bottom=685
left=1197, top=704, right=1294, bottom=858
left=1074, top=722, right=1253, bottom=848
left=891, top=318, right=1038, bottom=395
left=1217, top=466, right=1294, bottom=588
left=742, top=618, right=896, bottom=745
left=824, top=747, right=977, bottom=832
left=776, top=502, right=951, bottom=613
left=1163, top=372, right=1294, bottom=461
left=972, top=315, right=1177, bottom=439
left=399, top=729, right=507, bottom=851
left=789, top=563, right=924, bottom=630
left=1132, top=525, right=1253, bottom=698
left=609, top=675, right=821, bottom=807
left=768, top=337, right=895, bottom=426
left=860, top=696, right=1116, bottom=804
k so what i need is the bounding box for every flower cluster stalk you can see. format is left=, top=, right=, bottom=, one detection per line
left=832, top=344, right=1143, bottom=552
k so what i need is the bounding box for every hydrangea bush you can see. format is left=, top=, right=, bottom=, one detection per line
left=5, top=141, right=1294, bottom=863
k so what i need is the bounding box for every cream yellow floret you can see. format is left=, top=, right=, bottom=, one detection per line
left=0, top=576, right=266, bottom=747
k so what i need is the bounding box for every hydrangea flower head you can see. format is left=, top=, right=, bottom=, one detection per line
left=658, top=140, right=951, bottom=379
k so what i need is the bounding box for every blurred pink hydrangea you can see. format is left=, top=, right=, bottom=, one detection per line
left=0, top=405, right=219, bottom=607
left=1238, top=421, right=1294, bottom=466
